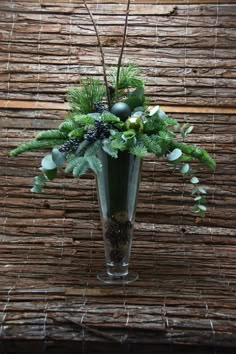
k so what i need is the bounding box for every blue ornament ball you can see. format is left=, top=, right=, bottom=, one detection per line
left=111, top=102, right=131, bottom=121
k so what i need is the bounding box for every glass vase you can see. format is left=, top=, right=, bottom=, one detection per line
left=96, top=150, right=142, bottom=284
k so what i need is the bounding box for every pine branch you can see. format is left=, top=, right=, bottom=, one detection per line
left=139, top=134, right=162, bottom=157
left=170, top=141, right=216, bottom=170
left=10, top=139, right=66, bottom=157
left=35, top=130, right=68, bottom=140
left=67, top=81, right=105, bottom=114
left=59, top=120, right=76, bottom=132
left=82, top=0, right=111, bottom=109
left=115, top=0, right=131, bottom=100
left=111, top=65, right=144, bottom=91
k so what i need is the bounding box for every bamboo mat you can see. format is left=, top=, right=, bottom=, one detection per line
left=0, top=218, right=236, bottom=351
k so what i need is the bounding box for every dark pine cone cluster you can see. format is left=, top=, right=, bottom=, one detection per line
left=58, top=139, right=80, bottom=153
left=93, top=101, right=108, bottom=113
left=84, top=120, right=110, bottom=143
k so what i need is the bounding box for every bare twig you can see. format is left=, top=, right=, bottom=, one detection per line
left=115, top=0, right=131, bottom=100
left=82, top=0, right=111, bottom=109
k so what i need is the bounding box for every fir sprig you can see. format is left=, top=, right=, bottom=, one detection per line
left=129, top=143, right=148, bottom=158
left=10, top=139, right=67, bottom=157
left=35, top=130, right=68, bottom=140
left=139, top=134, right=163, bottom=157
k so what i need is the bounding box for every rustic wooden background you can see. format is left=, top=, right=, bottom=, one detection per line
left=0, top=0, right=236, bottom=352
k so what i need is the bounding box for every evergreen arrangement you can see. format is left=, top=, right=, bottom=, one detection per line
left=10, top=0, right=216, bottom=218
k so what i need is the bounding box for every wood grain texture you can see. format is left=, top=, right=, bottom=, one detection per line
left=0, top=0, right=236, bottom=352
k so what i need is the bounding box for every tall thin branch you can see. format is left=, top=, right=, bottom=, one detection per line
left=115, top=0, right=131, bottom=100
left=82, top=0, right=111, bottom=109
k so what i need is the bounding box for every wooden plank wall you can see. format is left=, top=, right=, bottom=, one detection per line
left=0, top=0, right=236, bottom=348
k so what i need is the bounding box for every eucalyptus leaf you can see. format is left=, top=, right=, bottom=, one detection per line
left=33, top=174, right=46, bottom=186
left=180, top=123, right=188, bottom=139
left=158, top=108, right=166, bottom=120
left=192, top=205, right=200, bottom=212
left=181, top=123, right=189, bottom=130
left=191, top=186, right=207, bottom=195
left=31, top=185, right=43, bottom=193
left=52, top=148, right=66, bottom=167
left=180, top=163, right=190, bottom=174
left=168, top=148, right=182, bottom=161
left=194, top=196, right=202, bottom=201
left=132, top=111, right=144, bottom=117
left=181, top=131, right=186, bottom=139
left=197, top=210, right=205, bottom=218
left=198, top=187, right=207, bottom=194
left=41, top=154, right=57, bottom=170
left=149, top=105, right=159, bottom=116
left=192, top=206, right=205, bottom=217
left=191, top=187, right=199, bottom=195
left=198, top=204, right=207, bottom=211
left=45, top=168, right=57, bottom=180
left=185, top=125, right=194, bottom=135
left=190, top=176, right=199, bottom=184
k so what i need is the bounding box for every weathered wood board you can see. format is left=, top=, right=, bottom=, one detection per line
left=0, top=0, right=236, bottom=352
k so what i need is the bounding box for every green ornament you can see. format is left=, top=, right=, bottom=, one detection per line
left=111, top=102, right=131, bottom=121
left=125, top=116, right=144, bottom=133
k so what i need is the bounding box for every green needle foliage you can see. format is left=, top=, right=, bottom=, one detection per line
left=67, top=78, right=106, bottom=114
left=10, top=139, right=67, bottom=157
left=110, top=64, right=144, bottom=90
left=35, top=130, right=68, bottom=140
left=9, top=65, right=216, bottom=217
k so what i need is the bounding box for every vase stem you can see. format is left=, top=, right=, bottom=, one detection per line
left=107, top=263, right=128, bottom=277
left=96, top=150, right=141, bottom=284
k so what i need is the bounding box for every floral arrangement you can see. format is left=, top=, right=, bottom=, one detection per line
left=10, top=0, right=215, bottom=218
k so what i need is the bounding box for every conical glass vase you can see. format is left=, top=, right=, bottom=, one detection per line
left=96, top=150, right=142, bottom=284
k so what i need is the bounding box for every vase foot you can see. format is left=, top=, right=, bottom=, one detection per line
left=97, top=271, right=138, bottom=285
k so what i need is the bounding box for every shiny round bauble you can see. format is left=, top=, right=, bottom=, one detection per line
left=125, top=116, right=144, bottom=133
left=111, top=102, right=131, bottom=121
